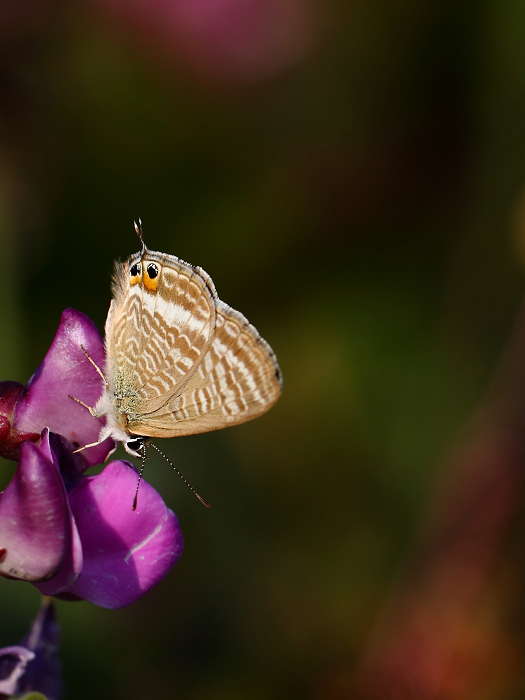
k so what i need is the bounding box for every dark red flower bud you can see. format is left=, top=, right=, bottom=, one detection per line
left=0, top=381, right=39, bottom=460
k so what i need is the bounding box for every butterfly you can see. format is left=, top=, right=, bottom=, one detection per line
left=74, top=224, right=282, bottom=504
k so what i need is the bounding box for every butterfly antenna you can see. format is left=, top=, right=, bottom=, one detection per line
left=150, top=442, right=211, bottom=508
left=134, top=218, right=147, bottom=253
left=132, top=443, right=147, bottom=510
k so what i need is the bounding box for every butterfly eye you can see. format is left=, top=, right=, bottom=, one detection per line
left=130, top=263, right=141, bottom=277
left=126, top=438, right=144, bottom=453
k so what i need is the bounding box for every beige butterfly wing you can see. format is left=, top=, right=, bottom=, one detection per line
left=105, top=249, right=218, bottom=431
left=106, top=248, right=282, bottom=438
left=128, top=299, right=282, bottom=437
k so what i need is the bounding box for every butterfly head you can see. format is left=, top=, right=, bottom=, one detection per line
left=124, top=435, right=148, bottom=458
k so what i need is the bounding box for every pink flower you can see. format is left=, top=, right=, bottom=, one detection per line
left=0, top=309, right=184, bottom=609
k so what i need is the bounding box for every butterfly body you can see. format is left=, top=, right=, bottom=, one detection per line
left=93, top=244, right=282, bottom=457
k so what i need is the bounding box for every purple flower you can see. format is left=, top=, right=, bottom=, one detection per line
left=0, top=435, right=72, bottom=584
left=0, top=597, right=61, bottom=700
left=0, top=431, right=184, bottom=609
left=12, top=308, right=116, bottom=465
left=0, top=310, right=184, bottom=608
left=0, top=646, right=35, bottom=698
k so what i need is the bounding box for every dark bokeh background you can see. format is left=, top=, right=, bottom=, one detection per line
left=3, top=1, right=525, bottom=698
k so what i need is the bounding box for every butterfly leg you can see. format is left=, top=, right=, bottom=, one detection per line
left=72, top=424, right=113, bottom=453
left=80, top=345, right=108, bottom=387
left=68, top=394, right=99, bottom=417
left=68, top=345, right=107, bottom=416
left=72, top=439, right=104, bottom=453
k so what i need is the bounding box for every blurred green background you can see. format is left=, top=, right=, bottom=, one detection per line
left=3, top=0, right=525, bottom=698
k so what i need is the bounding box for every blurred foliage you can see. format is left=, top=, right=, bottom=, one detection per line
left=2, top=0, right=525, bottom=698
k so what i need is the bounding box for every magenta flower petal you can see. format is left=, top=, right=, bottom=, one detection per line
left=34, top=518, right=83, bottom=597
left=14, top=308, right=115, bottom=466
left=0, top=440, right=70, bottom=582
left=34, top=432, right=83, bottom=596
left=65, top=461, right=184, bottom=609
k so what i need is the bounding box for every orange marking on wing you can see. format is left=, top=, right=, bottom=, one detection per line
left=143, top=268, right=159, bottom=291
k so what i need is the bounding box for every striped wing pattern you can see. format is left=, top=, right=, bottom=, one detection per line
left=129, top=302, right=282, bottom=437
left=106, top=249, right=281, bottom=438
